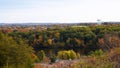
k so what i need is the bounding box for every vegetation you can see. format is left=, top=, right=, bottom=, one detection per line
left=0, top=32, right=34, bottom=68
left=74, top=58, right=114, bottom=68
left=57, top=50, right=77, bottom=60
left=88, top=49, right=104, bottom=57
left=7, top=25, right=120, bottom=54
left=0, top=24, right=120, bottom=68
left=36, top=50, right=46, bottom=62
left=50, top=55, right=56, bottom=63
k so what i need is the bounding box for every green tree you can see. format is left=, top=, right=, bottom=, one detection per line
left=0, top=32, right=34, bottom=67
left=37, top=50, right=46, bottom=62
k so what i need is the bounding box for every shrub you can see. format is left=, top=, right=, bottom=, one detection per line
left=74, top=58, right=114, bottom=68
left=69, top=50, right=77, bottom=60
left=57, top=50, right=77, bottom=60
left=89, top=49, right=104, bottom=57
left=50, top=55, right=56, bottom=63
left=37, top=50, right=46, bottom=62
left=77, top=53, right=81, bottom=59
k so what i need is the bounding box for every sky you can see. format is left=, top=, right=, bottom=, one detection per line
left=0, top=0, right=120, bottom=23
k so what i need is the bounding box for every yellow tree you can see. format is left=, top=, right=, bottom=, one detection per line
left=48, top=39, right=53, bottom=45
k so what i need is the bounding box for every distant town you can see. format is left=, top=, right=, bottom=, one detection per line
left=0, top=22, right=120, bottom=33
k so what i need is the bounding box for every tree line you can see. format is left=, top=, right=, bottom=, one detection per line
left=8, top=25, right=120, bottom=54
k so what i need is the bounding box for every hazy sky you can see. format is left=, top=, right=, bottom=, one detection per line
left=0, top=0, right=120, bottom=23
